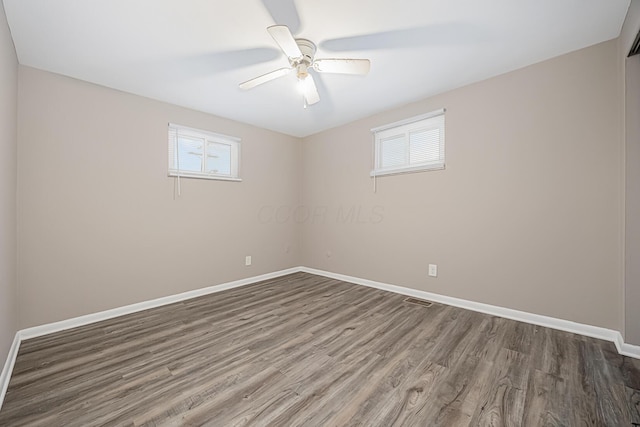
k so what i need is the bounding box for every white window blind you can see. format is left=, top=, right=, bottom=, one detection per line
left=371, top=109, right=445, bottom=177
left=168, top=123, right=241, bottom=181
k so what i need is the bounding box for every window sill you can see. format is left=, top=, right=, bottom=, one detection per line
left=168, top=172, right=242, bottom=182
left=370, top=163, right=445, bottom=177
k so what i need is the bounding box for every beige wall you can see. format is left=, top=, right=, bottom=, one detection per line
left=17, top=67, right=301, bottom=328
left=301, top=40, right=623, bottom=331
left=622, top=0, right=640, bottom=346
left=0, top=1, right=18, bottom=364
left=13, top=31, right=630, bottom=336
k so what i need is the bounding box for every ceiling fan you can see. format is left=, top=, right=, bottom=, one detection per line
left=239, top=25, right=371, bottom=107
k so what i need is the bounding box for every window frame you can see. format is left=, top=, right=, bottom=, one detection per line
left=370, top=109, right=445, bottom=177
left=168, top=123, right=241, bottom=182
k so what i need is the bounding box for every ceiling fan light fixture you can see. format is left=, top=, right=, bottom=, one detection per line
left=296, top=63, right=309, bottom=79
left=296, top=77, right=308, bottom=108
left=297, top=73, right=312, bottom=93
left=297, top=75, right=307, bottom=94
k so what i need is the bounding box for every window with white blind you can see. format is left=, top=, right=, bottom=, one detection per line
left=371, top=109, right=445, bottom=177
left=168, top=124, right=241, bottom=181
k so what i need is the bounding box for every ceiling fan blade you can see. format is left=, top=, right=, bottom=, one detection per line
left=313, top=58, right=371, bottom=75
left=267, top=25, right=302, bottom=59
left=302, top=74, right=320, bottom=106
left=239, top=67, right=292, bottom=90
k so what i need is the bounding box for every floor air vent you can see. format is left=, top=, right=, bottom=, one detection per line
left=404, top=297, right=434, bottom=307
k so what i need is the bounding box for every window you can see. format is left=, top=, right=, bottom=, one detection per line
left=168, top=123, right=241, bottom=181
left=371, top=109, right=445, bottom=177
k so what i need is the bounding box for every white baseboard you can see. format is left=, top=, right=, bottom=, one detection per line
left=299, top=267, right=640, bottom=360
left=615, top=333, right=640, bottom=359
left=2, top=265, right=639, bottom=412
left=20, top=267, right=300, bottom=340
left=0, top=267, right=300, bottom=410
left=0, top=332, right=21, bottom=411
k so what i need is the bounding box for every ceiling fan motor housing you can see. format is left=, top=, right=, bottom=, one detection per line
left=295, top=39, right=316, bottom=65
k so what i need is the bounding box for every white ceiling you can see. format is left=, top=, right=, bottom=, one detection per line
left=3, top=0, right=631, bottom=137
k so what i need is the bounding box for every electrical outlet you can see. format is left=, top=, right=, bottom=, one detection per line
left=245, top=256, right=252, bottom=266
left=428, top=264, right=438, bottom=277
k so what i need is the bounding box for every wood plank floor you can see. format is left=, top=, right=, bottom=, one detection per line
left=0, top=272, right=639, bottom=426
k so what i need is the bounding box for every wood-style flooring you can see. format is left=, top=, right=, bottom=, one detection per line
left=0, top=272, right=639, bottom=426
